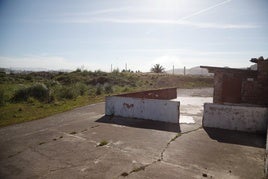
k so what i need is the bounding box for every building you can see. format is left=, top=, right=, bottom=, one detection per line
left=201, top=56, right=268, bottom=106
left=201, top=57, right=268, bottom=134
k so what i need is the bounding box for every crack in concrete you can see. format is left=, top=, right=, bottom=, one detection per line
left=181, top=127, right=203, bottom=135
left=119, top=127, right=203, bottom=177
left=118, top=132, right=181, bottom=177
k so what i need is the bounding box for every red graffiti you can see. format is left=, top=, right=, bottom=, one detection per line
left=123, top=103, right=134, bottom=109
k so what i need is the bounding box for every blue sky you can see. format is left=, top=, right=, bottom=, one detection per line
left=0, top=0, right=267, bottom=72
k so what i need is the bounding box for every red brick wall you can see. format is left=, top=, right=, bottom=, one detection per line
left=241, top=61, right=268, bottom=106
left=212, top=70, right=257, bottom=104
left=117, top=88, right=177, bottom=100
left=206, top=60, right=268, bottom=106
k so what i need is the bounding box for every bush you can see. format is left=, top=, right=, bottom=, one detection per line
left=95, top=84, right=103, bottom=95
left=12, top=87, right=28, bottom=102
left=104, top=83, right=113, bottom=94
left=0, top=89, right=5, bottom=106
left=28, top=84, right=49, bottom=102
left=75, top=82, right=88, bottom=96
left=27, top=97, right=38, bottom=104
left=12, top=83, right=49, bottom=102
left=58, top=86, right=79, bottom=99
left=123, top=87, right=129, bottom=92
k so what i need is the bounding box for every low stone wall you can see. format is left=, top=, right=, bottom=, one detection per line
left=117, top=88, right=177, bottom=100
left=203, top=103, right=268, bottom=133
left=105, top=96, right=180, bottom=123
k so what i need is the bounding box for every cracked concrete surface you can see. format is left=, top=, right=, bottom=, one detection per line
left=0, top=88, right=265, bottom=178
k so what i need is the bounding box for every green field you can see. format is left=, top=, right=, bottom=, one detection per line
left=0, top=70, right=213, bottom=127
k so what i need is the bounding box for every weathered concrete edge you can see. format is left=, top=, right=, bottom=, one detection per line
left=203, top=103, right=268, bottom=133
left=105, top=96, right=180, bottom=123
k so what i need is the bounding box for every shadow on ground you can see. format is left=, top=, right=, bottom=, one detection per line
left=204, top=127, right=266, bottom=148
left=96, top=115, right=181, bottom=133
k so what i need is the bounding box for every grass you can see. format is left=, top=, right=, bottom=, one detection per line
left=0, top=95, right=104, bottom=127
left=131, top=166, right=146, bottom=173
left=120, top=172, right=129, bottom=177
left=0, top=71, right=213, bottom=127
left=120, top=165, right=148, bottom=177
left=170, top=133, right=181, bottom=142
left=98, top=140, right=108, bottom=146
left=39, top=142, right=46, bottom=145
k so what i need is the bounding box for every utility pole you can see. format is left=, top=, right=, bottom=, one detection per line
left=184, top=66, right=186, bottom=76
left=125, top=63, right=127, bottom=71
left=172, top=65, right=174, bottom=75
left=111, top=64, right=113, bottom=72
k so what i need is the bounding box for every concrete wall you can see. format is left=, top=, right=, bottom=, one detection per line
left=106, top=96, right=180, bottom=123
left=203, top=103, right=268, bottom=133
left=117, top=88, right=177, bottom=100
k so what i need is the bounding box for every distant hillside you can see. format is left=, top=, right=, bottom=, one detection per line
left=166, top=66, right=212, bottom=76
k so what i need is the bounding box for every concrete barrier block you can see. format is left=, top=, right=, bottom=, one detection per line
left=203, top=103, right=268, bottom=133
left=105, top=96, right=180, bottom=123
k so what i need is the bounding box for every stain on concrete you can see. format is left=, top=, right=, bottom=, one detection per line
left=123, top=103, right=134, bottom=109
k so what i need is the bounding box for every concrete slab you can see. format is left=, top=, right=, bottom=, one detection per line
left=0, top=88, right=265, bottom=179
left=162, top=128, right=265, bottom=179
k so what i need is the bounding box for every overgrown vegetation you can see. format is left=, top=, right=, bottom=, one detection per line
left=0, top=70, right=213, bottom=127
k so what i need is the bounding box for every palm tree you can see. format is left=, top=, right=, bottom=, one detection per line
left=151, top=64, right=165, bottom=73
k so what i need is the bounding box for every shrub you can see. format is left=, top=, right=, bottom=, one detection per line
left=104, top=83, right=113, bottom=94
left=58, top=86, right=79, bottom=99
left=12, top=83, right=49, bottom=102
left=12, top=87, right=28, bottom=102
left=0, top=89, right=5, bottom=106
left=123, top=87, right=129, bottom=92
left=27, top=97, right=37, bottom=104
left=75, top=82, right=88, bottom=96
left=95, top=84, right=102, bottom=95
left=48, top=92, right=56, bottom=102
left=28, top=84, right=49, bottom=102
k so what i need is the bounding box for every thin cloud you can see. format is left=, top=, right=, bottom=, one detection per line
left=26, top=0, right=257, bottom=29
left=60, top=17, right=258, bottom=29
left=61, top=7, right=132, bottom=17
left=179, top=0, right=232, bottom=20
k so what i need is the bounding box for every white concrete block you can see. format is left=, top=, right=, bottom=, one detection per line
left=105, top=96, right=180, bottom=123
left=203, top=103, right=268, bottom=133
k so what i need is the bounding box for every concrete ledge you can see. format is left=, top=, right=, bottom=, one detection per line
left=105, top=96, right=180, bottom=123
left=203, top=103, right=268, bottom=133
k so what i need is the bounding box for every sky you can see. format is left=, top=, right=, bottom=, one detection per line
left=0, top=0, right=267, bottom=72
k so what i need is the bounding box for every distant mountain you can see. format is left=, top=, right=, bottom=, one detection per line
left=166, top=66, right=212, bottom=76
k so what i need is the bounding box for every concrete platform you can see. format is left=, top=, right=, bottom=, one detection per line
left=0, top=88, right=265, bottom=178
